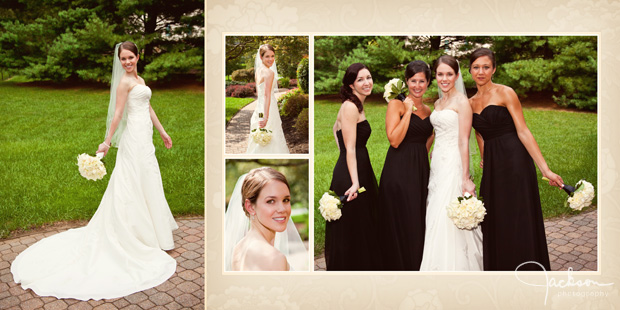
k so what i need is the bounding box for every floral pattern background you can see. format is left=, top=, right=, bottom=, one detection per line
left=206, top=0, right=620, bottom=308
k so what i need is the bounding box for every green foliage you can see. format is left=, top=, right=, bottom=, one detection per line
left=277, top=88, right=303, bottom=105
left=0, top=1, right=203, bottom=83
left=231, top=68, right=253, bottom=83
left=278, top=77, right=290, bottom=88
left=0, top=82, right=204, bottom=238
left=296, top=57, right=309, bottom=94
left=282, top=93, right=308, bottom=118
left=294, top=107, right=308, bottom=136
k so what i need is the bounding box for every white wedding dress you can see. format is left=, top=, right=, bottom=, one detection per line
left=11, top=84, right=179, bottom=300
left=246, top=81, right=289, bottom=154
left=419, top=109, right=483, bottom=271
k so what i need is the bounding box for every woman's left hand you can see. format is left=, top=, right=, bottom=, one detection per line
left=462, top=178, right=476, bottom=197
left=160, top=133, right=172, bottom=149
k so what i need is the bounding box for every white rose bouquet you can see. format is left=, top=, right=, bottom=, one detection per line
left=318, top=187, right=366, bottom=222
left=250, top=112, right=272, bottom=146
left=77, top=152, right=106, bottom=181
left=446, top=193, right=486, bottom=230
left=383, top=78, right=416, bottom=111
left=544, top=177, right=595, bottom=211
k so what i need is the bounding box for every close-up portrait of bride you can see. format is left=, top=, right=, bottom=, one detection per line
left=224, top=161, right=309, bottom=271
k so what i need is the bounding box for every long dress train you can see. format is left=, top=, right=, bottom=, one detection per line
left=11, top=84, right=179, bottom=300
left=246, top=81, right=289, bottom=154
left=378, top=114, right=433, bottom=270
left=473, top=105, right=550, bottom=271
left=419, top=109, right=483, bottom=271
left=325, top=120, right=381, bottom=270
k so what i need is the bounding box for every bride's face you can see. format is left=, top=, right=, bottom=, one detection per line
left=261, top=50, right=275, bottom=68
left=436, top=63, right=458, bottom=93
left=350, top=68, right=373, bottom=97
left=407, top=71, right=428, bottom=99
left=119, top=49, right=139, bottom=74
left=252, top=180, right=291, bottom=233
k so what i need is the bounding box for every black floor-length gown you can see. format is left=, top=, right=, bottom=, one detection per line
left=378, top=114, right=433, bottom=270
left=325, top=120, right=381, bottom=270
left=472, top=105, right=551, bottom=271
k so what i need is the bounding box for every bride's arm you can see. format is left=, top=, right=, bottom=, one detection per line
left=456, top=97, right=475, bottom=195
left=98, top=80, right=129, bottom=156
left=259, top=69, right=275, bottom=128
left=149, top=104, right=172, bottom=149
left=340, top=101, right=361, bottom=201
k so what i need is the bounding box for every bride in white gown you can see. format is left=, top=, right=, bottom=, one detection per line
left=419, top=55, right=483, bottom=271
left=11, top=41, right=178, bottom=300
left=246, top=44, right=289, bottom=154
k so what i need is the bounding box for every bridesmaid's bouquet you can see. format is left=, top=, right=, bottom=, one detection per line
left=318, top=187, right=366, bottom=222
left=77, top=152, right=106, bottom=181
left=446, top=193, right=486, bottom=230
left=544, top=177, right=595, bottom=211
left=383, top=78, right=416, bottom=109
left=250, top=112, right=272, bottom=146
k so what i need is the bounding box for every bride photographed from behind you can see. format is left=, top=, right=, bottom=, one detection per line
left=419, top=55, right=483, bottom=271
left=246, top=44, right=289, bottom=154
left=225, top=167, right=307, bottom=271
left=11, top=41, right=178, bottom=300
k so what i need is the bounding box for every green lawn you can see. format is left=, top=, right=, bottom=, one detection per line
left=313, top=97, right=597, bottom=256
left=0, top=82, right=204, bottom=238
left=225, top=97, right=255, bottom=124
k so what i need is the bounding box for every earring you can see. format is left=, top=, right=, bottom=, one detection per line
left=250, top=214, right=255, bottom=221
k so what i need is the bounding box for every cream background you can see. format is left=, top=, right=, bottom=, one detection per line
left=206, top=0, right=620, bottom=308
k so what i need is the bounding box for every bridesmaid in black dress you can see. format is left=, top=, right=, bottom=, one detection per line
left=325, top=63, right=381, bottom=270
left=469, top=48, right=564, bottom=271
left=378, top=61, right=434, bottom=270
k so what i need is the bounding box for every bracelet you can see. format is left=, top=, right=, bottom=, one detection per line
left=102, top=141, right=110, bottom=148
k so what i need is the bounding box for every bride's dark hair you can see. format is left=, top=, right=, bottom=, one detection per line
left=241, top=167, right=290, bottom=217
left=340, top=63, right=369, bottom=113
left=118, top=41, right=139, bottom=58
left=433, top=55, right=460, bottom=75
left=405, top=60, right=432, bottom=85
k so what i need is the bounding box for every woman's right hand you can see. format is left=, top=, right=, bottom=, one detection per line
left=344, top=182, right=360, bottom=202
left=403, top=96, right=414, bottom=112
left=259, top=114, right=269, bottom=128
left=97, top=142, right=110, bottom=157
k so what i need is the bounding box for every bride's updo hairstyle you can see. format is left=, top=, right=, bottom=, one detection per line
left=469, top=48, right=496, bottom=70
left=433, top=55, right=460, bottom=75
left=241, top=167, right=290, bottom=217
left=118, top=41, right=139, bottom=58
left=405, top=60, right=432, bottom=86
left=259, top=44, right=276, bottom=59
left=340, top=62, right=369, bottom=113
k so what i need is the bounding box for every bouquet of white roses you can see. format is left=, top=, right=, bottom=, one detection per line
left=446, top=193, right=486, bottom=230
left=543, top=177, right=595, bottom=211
left=250, top=112, right=273, bottom=146
left=318, top=187, right=366, bottom=222
left=383, top=78, right=417, bottom=111
left=77, top=152, right=106, bottom=181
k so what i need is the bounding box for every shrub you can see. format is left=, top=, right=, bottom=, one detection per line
left=289, top=79, right=298, bottom=87
left=246, top=82, right=256, bottom=93
left=278, top=77, right=290, bottom=88
left=282, top=93, right=308, bottom=118
left=225, top=80, right=245, bottom=88
left=231, top=68, right=253, bottom=82
left=296, top=57, right=309, bottom=94
left=278, top=88, right=302, bottom=105
left=225, top=85, right=237, bottom=97
left=230, top=85, right=254, bottom=98
left=294, top=107, right=309, bottom=136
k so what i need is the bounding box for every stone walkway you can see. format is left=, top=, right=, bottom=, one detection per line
left=225, top=91, right=287, bottom=154
left=0, top=217, right=204, bottom=310
left=314, top=210, right=598, bottom=271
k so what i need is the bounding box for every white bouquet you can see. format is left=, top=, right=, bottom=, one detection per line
left=383, top=78, right=416, bottom=111
left=250, top=112, right=273, bottom=146
left=542, top=177, right=595, bottom=211
left=446, top=193, right=486, bottom=230
left=318, top=187, right=366, bottom=222
left=77, top=152, right=106, bottom=181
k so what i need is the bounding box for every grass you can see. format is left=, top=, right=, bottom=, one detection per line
left=0, top=81, right=204, bottom=238
left=313, top=96, right=597, bottom=256
left=225, top=97, right=255, bottom=124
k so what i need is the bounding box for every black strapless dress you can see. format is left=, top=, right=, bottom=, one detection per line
left=473, top=105, right=550, bottom=271
left=378, top=114, right=433, bottom=270
left=325, top=120, right=381, bottom=270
